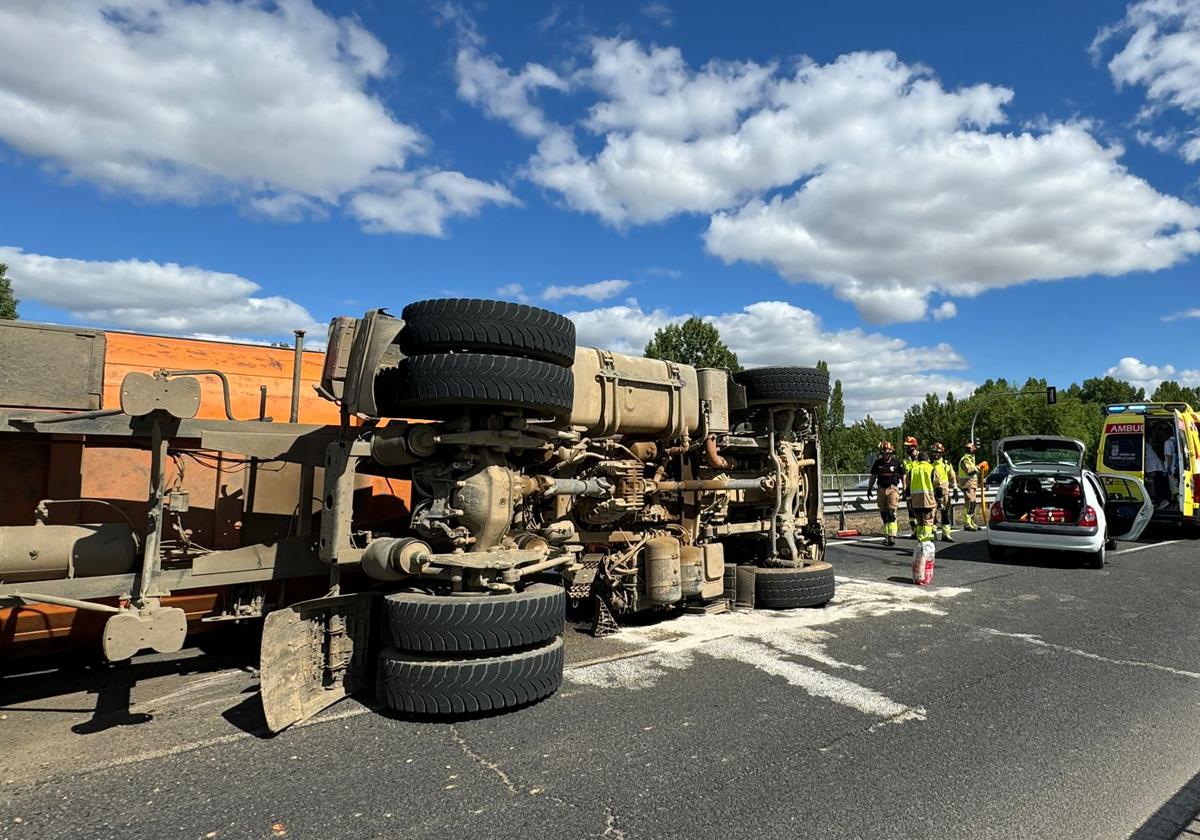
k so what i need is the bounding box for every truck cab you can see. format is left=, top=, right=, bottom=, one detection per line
left=1097, top=402, right=1200, bottom=528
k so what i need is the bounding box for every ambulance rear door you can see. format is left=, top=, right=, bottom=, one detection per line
left=1099, top=414, right=1144, bottom=478
left=1173, top=410, right=1196, bottom=517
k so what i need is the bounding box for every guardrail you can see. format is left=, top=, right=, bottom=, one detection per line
left=822, top=487, right=993, bottom=515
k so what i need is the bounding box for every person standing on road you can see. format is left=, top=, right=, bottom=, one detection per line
left=902, top=436, right=920, bottom=539
left=905, top=450, right=937, bottom=543
left=957, top=441, right=981, bottom=531
left=867, top=441, right=903, bottom=546
left=931, top=443, right=957, bottom=542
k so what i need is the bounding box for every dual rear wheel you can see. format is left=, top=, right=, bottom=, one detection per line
left=389, top=299, right=577, bottom=419
left=376, top=584, right=567, bottom=716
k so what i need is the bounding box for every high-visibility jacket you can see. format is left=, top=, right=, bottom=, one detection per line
left=908, top=461, right=935, bottom=494
left=932, top=458, right=953, bottom=488
left=903, top=456, right=915, bottom=476
left=957, top=453, right=977, bottom=481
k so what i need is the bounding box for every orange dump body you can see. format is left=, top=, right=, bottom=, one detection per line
left=0, top=328, right=408, bottom=654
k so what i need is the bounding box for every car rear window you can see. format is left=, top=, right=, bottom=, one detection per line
left=1102, top=433, right=1142, bottom=472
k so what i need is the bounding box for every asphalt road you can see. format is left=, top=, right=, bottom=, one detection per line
left=2, top=528, right=1199, bottom=840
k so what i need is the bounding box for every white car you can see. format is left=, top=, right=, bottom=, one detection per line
left=987, top=436, right=1153, bottom=568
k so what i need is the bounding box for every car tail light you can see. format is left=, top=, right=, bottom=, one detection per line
left=989, top=501, right=1004, bottom=523
left=1078, top=506, right=1098, bottom=527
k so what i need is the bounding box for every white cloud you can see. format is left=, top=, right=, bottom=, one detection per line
left=543, top=279, right=631, bottom=302
left=932, top=301, right=958, bottom=320
left=1163, top=307, right=1200, bottom=320
left=641, top=3, right=674, bottom=27
left=1106, top=355, right=1200, bottom=390
left=0, top=246, right=323, bottom=340
left=495, top=282, right=531, bottom=303
left=567, top=300, right=974, bottom=424
left=0, top=1, right=512, bottom=234
left=350, top=170, right=518, bottom=237
left=460, top=40, right=1200, bottom=322
left=456, top=45, right=569, bottom=140
left=1095, top=1, right=1200, bottom=117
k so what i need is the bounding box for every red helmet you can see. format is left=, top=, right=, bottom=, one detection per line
left=879, top=440, right=895, bottom=453
left=904, top=436, right=919, bottom=448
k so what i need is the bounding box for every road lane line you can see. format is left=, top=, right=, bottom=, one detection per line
left=982, top=628, right=1200, bottom=680
left=1111, top=540, right=1182, bottom=555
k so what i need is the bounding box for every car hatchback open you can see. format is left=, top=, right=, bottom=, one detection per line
left=987, top=436, right=1153, bottom=568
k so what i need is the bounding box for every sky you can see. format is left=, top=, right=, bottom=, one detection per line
left=1, top=0, right=1199, bottom=424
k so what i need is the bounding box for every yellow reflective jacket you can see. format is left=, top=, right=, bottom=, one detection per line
left=957, top=453, right=977, bottom=481
left=908, top=461, right=935, bottom=494
left=932, top=458, right=953, bottom=488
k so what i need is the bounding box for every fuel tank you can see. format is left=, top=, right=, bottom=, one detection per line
left=570, top=348, right=700, bottom=438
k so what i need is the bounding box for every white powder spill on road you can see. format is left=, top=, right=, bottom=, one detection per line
left=568, top=576, right=968, bottom=722
left=982, top=628, right=1200, bottom=680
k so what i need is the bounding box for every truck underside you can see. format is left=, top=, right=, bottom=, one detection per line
left=0, top=299, right=834, bottom=730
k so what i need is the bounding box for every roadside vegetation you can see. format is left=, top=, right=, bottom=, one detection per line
left=644, top=318, right=1198, bottom=474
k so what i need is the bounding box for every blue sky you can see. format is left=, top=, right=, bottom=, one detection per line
left=1, top=0, right=1198, bottom=423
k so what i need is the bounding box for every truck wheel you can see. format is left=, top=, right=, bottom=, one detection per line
left=752, top=562, right=835, bottom=608
left=383, top=584, right=565, bottom=653
left=376, top=637, right=564, bottom=716
left=393, top=353, right=573, bottom=418
left=400, top=299, right=576, bottom=367
left=734, top=366, right=830, bottom=407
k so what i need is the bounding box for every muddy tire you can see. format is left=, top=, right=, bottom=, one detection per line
left=392, top=353, right=573, bottom=418
left=400, top=299, right=576, bottom=367
left=383, top=585, right=565, bottom=654
left=734, top=366, right=830, bottom=407
left=752, top=562, right=835, bottom=608
left=376, top=638, right=564, bottom=716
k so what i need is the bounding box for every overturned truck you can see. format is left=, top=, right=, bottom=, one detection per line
left=0, top=299, right=831, bottom=730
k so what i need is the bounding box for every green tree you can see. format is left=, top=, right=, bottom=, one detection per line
left=644, top=317, right=741, bottom=371
left=1078, top=375, right=1144, bottom=407
left=1151, top=380, right=1200, bottom=406
left=822, top=373, right=848, bottom=471
left=0, top=264, right=18, bottom=320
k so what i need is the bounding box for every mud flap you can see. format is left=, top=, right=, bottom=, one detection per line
left=259, top=593, right=374, bottom=733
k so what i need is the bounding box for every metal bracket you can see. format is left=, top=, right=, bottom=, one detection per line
left=101, top=604, right=188, bottom=661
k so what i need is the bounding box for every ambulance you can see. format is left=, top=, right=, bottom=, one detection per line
left=1097, top=402, right=1200, bottom=528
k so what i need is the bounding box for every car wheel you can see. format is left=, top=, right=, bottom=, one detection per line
left=733, top=366, right=830, bottom=407
left=388, top=352, right=574, bottom=418
left=750, top=563, right=836, bottom=608
left=987, top=543, right=1007, bottom=563
left=376, top=638, right=564, bottom=716
left=1084, top=543, right=1106, bottom=570
left=400, top=298, right=576, bottom=367
left=383, top=584, right=565, bottom=653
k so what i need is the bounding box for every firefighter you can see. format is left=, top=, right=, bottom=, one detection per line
left=905, top=449, right=937, bottom=543
left=902, top=436, right=920, bottom=538
left=957, top=441, right=981, bottom=531
left=931, top=442, right=957, bottom=542
left=866, top=441, right=903, bottom=546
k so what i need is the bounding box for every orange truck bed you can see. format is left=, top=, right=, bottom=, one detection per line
left=0, top=324, right=408, bottom=653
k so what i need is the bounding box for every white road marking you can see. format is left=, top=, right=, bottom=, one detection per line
left=1110, top=540, right=1182, bottom=555
left=982, top=629, right=1200, bottom=680
left=832, top=536, right=887, bottom=546
left=567, top=577, right=968, bottom=723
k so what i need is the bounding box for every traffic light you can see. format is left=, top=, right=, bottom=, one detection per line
left=1046, top=386, right=1057, bottom=405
